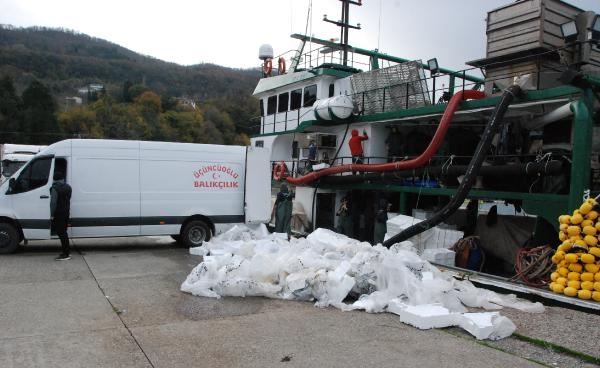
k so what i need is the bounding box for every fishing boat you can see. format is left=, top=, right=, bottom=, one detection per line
left=250, top=0, right=600, bottom=306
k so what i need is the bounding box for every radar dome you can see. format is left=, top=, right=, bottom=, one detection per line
left=259, top=44, right=274, bottom=60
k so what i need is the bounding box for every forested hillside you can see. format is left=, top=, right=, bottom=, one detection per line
left=0, top=25, right=261, bottom=145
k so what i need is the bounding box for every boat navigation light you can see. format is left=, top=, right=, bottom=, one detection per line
left=592, top=15, right=600, bottom=41
left=427, top=58, right=439, bottom=76
left=560, top=21, right=578, bottom=44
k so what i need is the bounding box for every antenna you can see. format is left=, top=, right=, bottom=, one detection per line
left=323, top=0, right=362, bottom=66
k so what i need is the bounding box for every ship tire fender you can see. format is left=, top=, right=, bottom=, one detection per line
left=278, top=57, right=286, bottom=74
left=263, top=58, right=273, bottom=76
left=273, top=161, right=286, bottom=181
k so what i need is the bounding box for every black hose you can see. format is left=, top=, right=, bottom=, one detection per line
left=383, top=84, right=522, bottom=247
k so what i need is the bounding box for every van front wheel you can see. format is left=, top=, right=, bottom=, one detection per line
left=0, top=223, right=19, bottom=254
left=181, top=220, right=212, bottom=248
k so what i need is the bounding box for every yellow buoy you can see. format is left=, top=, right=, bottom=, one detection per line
left=557, top=267, right=569, bottom=277
left=558, top=242, right=572, bottom=253
left=596, top=273, right=600, bottom=282
left=592, top=291, right=600, bottom=302
left=584, top=263, right=599, bottom=273
left=567, top=280, right=581, bottom=289
left=584, top=235, right=598, bottom=247
left=571, top=212, right=583, bottom=224
left=556, top=276, right=568, bottom=286
left=567, top=226, right=581, bottom=237
left=568, top=263, right=583, bottom=273
left=581, top=280, right=594, bottom=290
left=567, top=271, right=581, bottom=281
left=565, top=253, right=579, bottom=264
left=589, top=247, right=600, bottom=258
left=559, top=215, right=571, bottom=224
left=586, top=210, right=598, bottom=221
left=581, top=219, right=594, bottom=228
left=578, top=289, right=592, bottom=300
left=550, top=272, right=559, bottom=281
left=551, top=283, right=565, bottom=294
left=582, top=225, right=597, bottom=236
left=580, top=253, right=595, bottom=264
left=580, top=272, right=595, bottom=282
left=579, top=202, right=593, bottom=215
left=594, top=282, right=600, bottom=292
left=564, top=286, right=578, bottom=297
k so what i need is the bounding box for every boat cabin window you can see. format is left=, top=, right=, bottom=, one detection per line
left=290, top=89, right=302, bottom=110
left=303, top=85, right=317, bottom=107
left=278, top=92, right=289, bottom=113
left=8, top=156, right=52, bottom=194
left=267, top=95, right=277, bottom=115
left=259, top=99, right=264, bottom=116
left=329, top=84, right=334, bottom=97
left=255, top=140, right=264, bottom=148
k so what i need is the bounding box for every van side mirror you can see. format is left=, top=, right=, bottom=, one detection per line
left=7, top=178, right=15, bottom=194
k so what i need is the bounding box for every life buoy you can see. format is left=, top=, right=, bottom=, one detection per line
left=278, top=57, right=286, bottom=74
left=263, top=58, right=273, bottom=77
left=273, top=161, right=286, bottom=181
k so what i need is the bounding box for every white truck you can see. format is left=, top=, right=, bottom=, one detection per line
left=0, top=139, right=271, bottom=254
left=0, top=144, right=46, bottom=182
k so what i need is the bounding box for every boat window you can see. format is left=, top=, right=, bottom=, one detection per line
left=267, top=95, right=277, bottom=115
left=259, top=99, right=265, bottom=116
left=329, top=84, right=335, bottom=97
left=290, top=89, right=302, bottom=110
left=8, top=156, right=52, bottom=194
left=255, top=140, right=264, bottom=148
left=278, top=92, right=289, bottom=113
left=303, top=85, right=317, bottom=107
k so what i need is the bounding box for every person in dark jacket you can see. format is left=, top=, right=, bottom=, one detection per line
left=274, top=183, right=294, bottom=236
left=336, top=195, right=353, bottom=237
left=51, top=170, right=72, bottom=261
left=373, top=198, right=388, bottom=245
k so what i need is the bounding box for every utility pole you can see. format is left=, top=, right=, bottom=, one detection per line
left=323, top=0, right=362, bottom=66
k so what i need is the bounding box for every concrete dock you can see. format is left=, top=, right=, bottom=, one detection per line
left=1, top=237, right=598, bottom=368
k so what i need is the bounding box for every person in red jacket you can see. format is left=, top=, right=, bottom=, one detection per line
left=348, top=128, right=368, bottom=174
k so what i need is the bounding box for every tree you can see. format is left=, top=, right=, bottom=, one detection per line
left=21, top=79, right=61, bottom=144
left=58, top=107, right=103, bottom=138
left=0, top=76, right=23, bottom=142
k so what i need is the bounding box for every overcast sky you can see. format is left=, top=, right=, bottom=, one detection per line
left=1, top=0, right=599, bottom=71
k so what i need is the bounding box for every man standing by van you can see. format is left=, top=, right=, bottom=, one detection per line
left=51, top=171, right=72, bottom=261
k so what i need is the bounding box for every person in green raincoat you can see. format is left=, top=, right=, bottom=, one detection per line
left=336, top=195, right=353, bottom=237
left=373, top=198, right=388, bottom=244
left=274, top=183, right=294, bottom=235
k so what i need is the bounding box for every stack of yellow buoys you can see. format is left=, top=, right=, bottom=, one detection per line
left=549, top=197, right=600, bottom=302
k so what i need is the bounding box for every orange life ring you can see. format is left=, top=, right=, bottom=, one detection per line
left=273, top=161, right=286, bottom=181
left=263, top=58, right=273, bottom=77
left=278, top=57, right=286, bottom=74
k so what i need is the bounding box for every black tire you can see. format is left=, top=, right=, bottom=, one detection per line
left=0, top=223, right=20, bottom=254
left=181, top=220, right=212, bottom=248
left=170, top=235, right=181, bottom=242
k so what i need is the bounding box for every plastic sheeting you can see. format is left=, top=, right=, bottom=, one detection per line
left=181, top=225, right=544, bottom=340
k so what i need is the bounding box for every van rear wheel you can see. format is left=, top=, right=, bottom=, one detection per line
left=0, top=223, right=19, bottom=254
left=181, top=220, right=212, bottom=248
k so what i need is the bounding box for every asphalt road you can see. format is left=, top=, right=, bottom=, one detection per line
left=1, top=237, right=598, bottom=368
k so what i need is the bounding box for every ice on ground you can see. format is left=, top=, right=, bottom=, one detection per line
left=181, top=224, right=544, bottom=340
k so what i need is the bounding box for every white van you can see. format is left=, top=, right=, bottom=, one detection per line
left=0, top=139, right=271, bottom=254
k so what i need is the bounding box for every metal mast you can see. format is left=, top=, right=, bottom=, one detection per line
left=323, top=0, right=362, bottom=66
